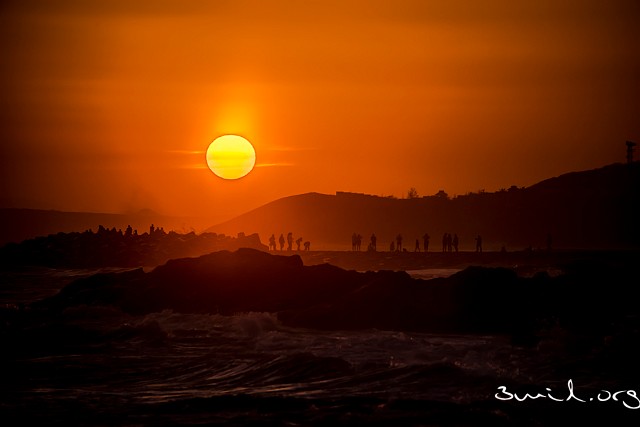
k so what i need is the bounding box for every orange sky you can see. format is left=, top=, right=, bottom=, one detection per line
left=1, top=0, right=639, bottom=226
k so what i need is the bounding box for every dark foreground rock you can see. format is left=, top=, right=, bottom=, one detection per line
left=35, top=248, right=640, bottom=337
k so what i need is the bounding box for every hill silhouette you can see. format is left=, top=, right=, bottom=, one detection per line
left=207, top=163, right=640, bottom=250
left=0, top=209, right=209, bottom=246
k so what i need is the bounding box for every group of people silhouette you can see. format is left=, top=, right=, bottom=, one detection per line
left=441, top=233, right=459, bottom=252
left=265, top=229, right=549, bottom=253
left=440, top=233, right=482, bottom=253
left=96, top=223, right=167, bottom=239
left=348, top=231, right=484, bottom=253
left=351, top=233, right=380, bottom=251
left=351, top=233, right=363, bottom=251
left=268, top=233, right=310, bottom=252
left=410, top=233, right=432, bottom=252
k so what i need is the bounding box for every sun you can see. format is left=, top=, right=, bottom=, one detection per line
left=206, top=135, right=256, bottom=180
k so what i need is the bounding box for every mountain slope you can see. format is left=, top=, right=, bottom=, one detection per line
left=207, top=163, right=640, bottom=250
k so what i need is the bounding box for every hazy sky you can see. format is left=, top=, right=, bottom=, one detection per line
left=1, top=0, right=639, bottom=224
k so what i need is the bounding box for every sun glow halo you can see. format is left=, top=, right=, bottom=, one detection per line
left=206, top=135, right=256, bottom=180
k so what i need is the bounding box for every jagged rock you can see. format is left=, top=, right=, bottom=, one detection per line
left=35, top=248, right=640, bottom=336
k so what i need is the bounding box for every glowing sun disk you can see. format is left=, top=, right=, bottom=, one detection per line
left=206, top=135, right=256, bottom=179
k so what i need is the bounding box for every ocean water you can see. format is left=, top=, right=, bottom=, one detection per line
left=2, top=268, right=638, bottom=426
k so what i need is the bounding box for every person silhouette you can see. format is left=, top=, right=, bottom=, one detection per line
left=453, top=234, right=459, bottom=253
left=396, top=234, right=403, bottom=252
left=352, top=233, right=357, bottom=251
left=356, top=234, right=362, bottom=251
left=287, top=232, right=293, bottom=251
left=370, top=233, right=377, bottom=251
left=279, top=234, right=285, bottom=251
left=475, top=235, right=483, bottom=253
left=269, top=234, right=276, bottom=251
left=304, top=241, right=310, bottom=251
left=423, top=233, right=430, bottom=253
left=296, top=237, right=303, bottom=251
left=415, top=239, right=420, bottom=252
left=390, top=241, right=395, bottom=252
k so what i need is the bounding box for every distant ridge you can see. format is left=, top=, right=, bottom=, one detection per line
left=207, top=163, right=640, bottom=250
left=0, top=209, right=206, bottom=246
